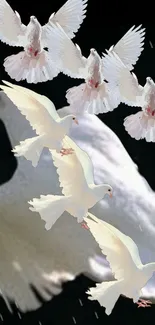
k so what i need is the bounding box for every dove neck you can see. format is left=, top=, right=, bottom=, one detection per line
left=60, top=116, right=72, bottom=132
left=91, top=184, right=108, bottom=199
left=142, top=263, right=155, bottom=277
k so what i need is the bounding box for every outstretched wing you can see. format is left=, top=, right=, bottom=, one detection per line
left=0, top=81, right=59, bottom=136
left=44, top=22, right=87, bottom=79
left=0, top=0, right=26, bottom=46
left=64, top=136, right=94, bottom=184
left=84, top=213, right=142, bottom=280
left=43, top=0, right=88, bottom=40
left=50, top=136, right=94, bottom=197
left=102, top=52, right=143, bottom=106
left=109, top=25, right=145, bottom=71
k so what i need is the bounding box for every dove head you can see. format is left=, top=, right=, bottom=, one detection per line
left=90, top=48, right=97, bottom=56
left=103, top=184, right=113, bottom=198
left=30, top=16, right=38, bottom=23
left=60, top=115, right=78, bottom=132
left=146, top=77, right=154, bottom=87
left=89, top=48, right=100, bottom=66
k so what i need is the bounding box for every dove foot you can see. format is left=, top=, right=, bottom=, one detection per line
left=137, top=299, right=152, bottom=308
left=81, top=222, right=89, bottom=230
left=60, top=148, right=74, bottom=156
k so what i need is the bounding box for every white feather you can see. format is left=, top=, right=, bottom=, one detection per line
left=3, top=49, right=59, bottom=84
left=66, top=82, right=121, bottom=114
left=102, top=52, right=144, bottom=106
left=45, top=22, right=87, bottom=78
left=0, top=0, right=26, bottom=46
left=109, top=25, right=146, bottom=70
left=124, top=111, right=155, bottom=142
left=42, top=0, right=88, bottom=40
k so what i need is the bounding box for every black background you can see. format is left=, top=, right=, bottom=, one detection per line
left=0, top=0, right=155, bottom=323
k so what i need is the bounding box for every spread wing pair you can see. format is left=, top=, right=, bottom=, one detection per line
left=44, top=23, right=145, bottom=115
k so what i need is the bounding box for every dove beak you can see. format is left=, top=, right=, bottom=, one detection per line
left=109, top=192, right=112, bottom=198
left=74, top=119, right=79, bottom=125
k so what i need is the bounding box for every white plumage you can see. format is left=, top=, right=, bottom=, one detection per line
left=102, top=51, right=144, bottom=106
left=0, top=0, right=88, bottom=83
left=0, top=101, right=155, bottom=310
left=124, top=77, right=155, bottom=142
left=0, top=81, right=78, bottom=167
left=29, top=136, right=112, bottom=229
left=45, top=23, right=145, bottom=115
left=101, top=52, right=155, bottom=142
left=108, top=25, right=145, bottom=71
left=84, top=213, right=155, bottom=315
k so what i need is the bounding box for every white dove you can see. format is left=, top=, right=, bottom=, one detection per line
left=84, top=213, right=155, bottom=316
left=0, top=0, right=88, bottom=83
left=0, top=80, right=78, bottom=167
left=102, top=52, right=155, bottom=142
left=29, top=136, right=113, bottom=230
left=124, top=77, right=155, bottom=142
left=45, top=23, right=145, bottom=115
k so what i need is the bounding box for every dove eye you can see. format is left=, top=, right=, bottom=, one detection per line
left=108, top=189, right=111, bottom=192
left=72, top=117, right=75, bottom=120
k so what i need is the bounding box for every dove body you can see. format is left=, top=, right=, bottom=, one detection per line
left=66, top=184, right=112, bottom=221
left=86, top=49, right=102, bottom=88
left=124, top=77, right=155, bottom=141
left=29, top=138, right=112, bottom=229
left=24, top=17, right=42, bottom=58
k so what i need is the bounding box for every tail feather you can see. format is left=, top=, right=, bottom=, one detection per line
left=66, top=82, right=120, bottom=115
left=87, top=280, right=122, bottom=316
left=4, top=50, right=60, bottom=84
left=124, top=111, right=155, bottom=141
left=12, top=135, right=44, bottom=167
left=28, top=195, right=71, bottom=230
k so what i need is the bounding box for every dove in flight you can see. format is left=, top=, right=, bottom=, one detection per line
left=103, top=52, right=155, bottom=142
left=45, top=23, right=145, bottom=115
left=84, top=213, right=155, bottom=315
left=0, top=0, right=88, bottom=83
left=28, top=136, right=112, bottom=230
left=124, top=77, right=155, bottom=142
left=0, top=81, right=78, bottom=167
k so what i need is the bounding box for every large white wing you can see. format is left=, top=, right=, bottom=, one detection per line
left=50, top=136, right=94, bottom=197
left=0, top=81, right=59, bottom=136
left=84, top=213, right=142, bottom=281
left=64, top=136, right=94, bottom=184
left=44, top=22, right=87, bottom=79
left=2, top=80, right=59, bottom=120
left=43, top=0, right=88, bottom=40
left=109, top=25, right=145, bottom=71
left=0, top=0, right=26, bottom=46
left=102, top=52, right=143, bottom=106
